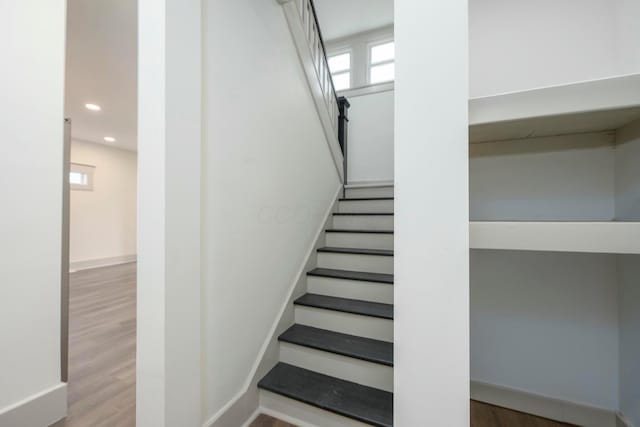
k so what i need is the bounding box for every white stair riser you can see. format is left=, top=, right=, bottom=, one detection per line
left=332, top=215, right=394, bottom=231
left=317, top=252, right=393, bottom=274
left=345, top=186, right=394, bottom=198
left=337, top=200, right=394, bottom=213
left=279, top=342, right=393, bottom=392
left=259, top=390, right=372, bottom=427
left=295, top=306, right=393, bottom=342
left=325, top=232, right=393, bottom=250
left=307, top=276, right=393, bottom=304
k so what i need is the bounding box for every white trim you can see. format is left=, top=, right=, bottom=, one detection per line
left=471, top=380, right=617, bottom=427
left=256, top=406, right=320, bottom=427
left=345, top=180, right=394, bottom=188
left=0, top=383, right=67, bottom=427
left=202, top=185, right=342, bottom=427
left=617, top=412, right=636, bottom=427
left=338, top=81, right=394, bottom=98
left=470, top=221, right=640, bottom=254
left=240, top=407, right=262, bottom=427
left=69, top=254, right=137, bottom=272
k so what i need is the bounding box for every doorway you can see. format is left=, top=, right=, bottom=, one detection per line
left=58, top=0, right=138, bottom=425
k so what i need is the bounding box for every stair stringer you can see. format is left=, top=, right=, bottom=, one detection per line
left=203, top=184, right=342, bottom=427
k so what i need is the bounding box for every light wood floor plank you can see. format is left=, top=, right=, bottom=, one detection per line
left=52, top=263, right=136, bottom=427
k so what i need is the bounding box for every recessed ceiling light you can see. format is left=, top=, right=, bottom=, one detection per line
left=85, top=103, right=101, bottom=111
left=104, top=136, right=116, bottom=142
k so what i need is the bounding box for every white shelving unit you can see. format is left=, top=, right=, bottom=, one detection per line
left=468, top=75, right=640, bottom=427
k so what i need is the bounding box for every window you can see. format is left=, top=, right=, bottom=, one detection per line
left=328, top=52, right=351, bottom=91
left=369, top=40, right=395, bottom=84
left=70, top=163, right=95, bottom=191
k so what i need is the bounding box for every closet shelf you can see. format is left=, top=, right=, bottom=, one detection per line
left=469, top=74, right=640, bottom=143
left=470, top=221, right=640, bottom=254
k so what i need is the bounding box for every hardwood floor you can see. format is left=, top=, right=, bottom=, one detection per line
left=249, top=401, right=575, bottom=427
left=471, top=400, right=574, bottom=427
left=53, top=263, right=136, bottom=427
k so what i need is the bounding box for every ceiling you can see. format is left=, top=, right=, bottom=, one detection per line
left=314, top=0, right=394, bottom=41
left=65, top=0, right=137, bottom=151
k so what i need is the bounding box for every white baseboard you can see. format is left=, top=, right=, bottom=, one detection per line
left=69, top=254, right=137, bottom=272
left=0, top=383, right=67, bottom=427
left=345, top=181, right=394, bottom=188
left=202, top=185, right=343, bottom=427
left=617, top=412, right=636, bottom=427
left=471, top=380, right=617, bottom=427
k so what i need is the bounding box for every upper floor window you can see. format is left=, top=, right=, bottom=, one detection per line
left=328, top=51, right=351, bottom=91
left=368, top=40, right=395, bottom=84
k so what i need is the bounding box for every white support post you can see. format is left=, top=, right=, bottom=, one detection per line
left=394, top=0, right=470, bottom=425
left=138, top=0, right=202, bottom=426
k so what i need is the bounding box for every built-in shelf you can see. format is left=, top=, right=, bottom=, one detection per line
left=470, top=221, right=640, bottom=254
left=469, top=74, right=640, bottom=143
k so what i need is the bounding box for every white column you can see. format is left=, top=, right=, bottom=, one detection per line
left=138, top=0, right=202, bottom=426
left=394, top=0, right=469, bottom=425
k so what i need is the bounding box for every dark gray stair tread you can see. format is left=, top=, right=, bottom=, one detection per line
left=258, top=363, right=393, bottom=427
left=326, top=229, right=394, bottom=234
left=334, top=212, right=394, bottom=216
left=294, top=293, right=393, bottom=319
left=339, top=197, right=394, bottom=201
left=279, top=324, right=393, bottom=366
left=318, top=247, right=394, bottom=257
left=308, top=268, right=393, bottom=284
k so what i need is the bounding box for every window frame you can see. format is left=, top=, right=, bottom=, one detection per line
left=366, top=37, right=395, bottom=85
left=69, top=162, right=95, bottom=191
left=327, top=47, right=353, bottom=91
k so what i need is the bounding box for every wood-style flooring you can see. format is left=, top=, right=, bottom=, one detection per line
left=51, top=263, right=571, bottom=427
left=249, top=401, right=574, bottom=427
left=52, top=263, right=136, bottom=427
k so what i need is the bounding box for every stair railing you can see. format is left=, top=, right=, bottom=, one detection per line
left=278, top=0, right=350, bottom=185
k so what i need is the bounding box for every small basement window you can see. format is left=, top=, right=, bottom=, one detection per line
left=328, top=51, right=351, bottom=91
left=369, top=40, right=395, bottom=84
left=70, top=163, right=95, bottom=191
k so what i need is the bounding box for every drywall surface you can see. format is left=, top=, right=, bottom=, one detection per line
left=615, top=0, right=640, bottom=75
left=617, top=255, right=640, bottom=426
left=347, top=90, right=394, bottom=183
left=137, top=0, right=203, bottom=425
left=470, top=132, right=616, bottom=221
left=394, top=0, right=469, bottom=425
left=0, top=0, right=67, bottom=419
left=615, top=120, right=640, bottom=220
left=69, top=140, right=137, bottom=266
left=471, top=250, right=619, bottom=410
left=469, top=0, right=636, bottom=97
left=615, top=119, right=640, bottom=426
left=202, top=0, right=341, bottom=421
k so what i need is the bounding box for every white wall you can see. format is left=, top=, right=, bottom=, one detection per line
left=469, top=0, right=639, bottom=98
left=0, top=0, right=67, bottom=424
left=69, top=141, right=137, bottom=266
left=138, top=0, right=202, bottom=425
left=615, top=120, right=640, bottom=221
left=202, top=0, right=341, bottom=422
left=615, top=119, right=640, bottom=426
left=347, top=90, right=394, bottom=183
left=470, top=250, right=619, bottom=409
left=394, top=0, right=469, bottom=425
left=470, top=132, right=616, bottom=221
left=617, top=255, right=640, bottom=426
left=614, top=0, right=640, bottom=75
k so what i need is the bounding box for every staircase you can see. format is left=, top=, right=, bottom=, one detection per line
left=258, top=185, right=394, bottom=427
